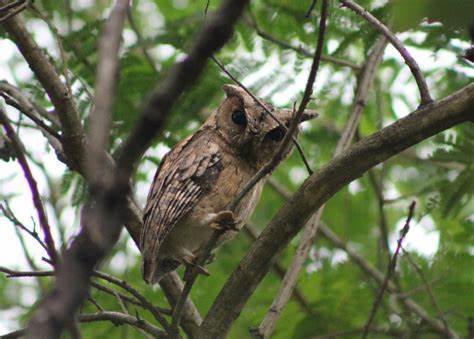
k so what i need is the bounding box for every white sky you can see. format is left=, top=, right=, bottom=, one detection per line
left=0, top=3, right=473, bottom=334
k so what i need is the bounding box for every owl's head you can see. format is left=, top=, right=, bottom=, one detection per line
left=211, top=84, right=318, bottom=167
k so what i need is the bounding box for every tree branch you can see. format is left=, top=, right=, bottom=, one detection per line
left=0, top=108, right=58, bottom=265
left=339, top=0, right=432, bottom=105
left=199, top=83, right=474, bottom=338
left=0, top=2, right=86, bottom=170
left=23, top=0, right=249, bottom=337
left=114, top=0, right=250, bottom=178
left=173, top=0, right=328, bottom=333
left=254, top=35, right=388, bottom=339
left=361, top=201, right=415, bottom=338
left=245, top=13, right=361, bottom=70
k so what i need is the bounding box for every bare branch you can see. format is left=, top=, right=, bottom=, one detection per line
left=199, top=83, right=474, bottom=338
left=87, top=0, right=129, bottom=184
left=25, top=0, right=131, bottom=336
left=255, top=35, right=388, bottom=339
left=340, top=0, right=433, bottom=105
left=0, top=108, right=58, bottom=265
left=245, top=13, right=361, bottom=70
left=3, top=311, right=166, bottom=338
left=0, top=0, right=27, bottom=24
left=402, top=249, right=453, bottom=337
left=318, top=224, right=457, bottom=337
left=0, top=2, right=86, bottom=169
left=362, top=201, right=415, bottom=338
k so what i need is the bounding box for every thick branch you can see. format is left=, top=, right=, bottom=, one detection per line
left=24, top=1, right=249, bottom=337
left=255, top=35, right=387, bottom=339
left=199, top=84, right=474, bottom=337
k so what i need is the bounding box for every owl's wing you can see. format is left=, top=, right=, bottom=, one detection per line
left=140, top=133, right=222, bottom=261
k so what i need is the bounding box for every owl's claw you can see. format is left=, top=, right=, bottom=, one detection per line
left=182, top=255, right=210, bottom=282
left=209, top=210, right=239, bottom=232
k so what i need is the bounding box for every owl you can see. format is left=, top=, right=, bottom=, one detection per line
left=140, top=84, right=317, bottom=284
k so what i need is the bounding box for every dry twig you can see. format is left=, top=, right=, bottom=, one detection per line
left=340, top=0, right=432, bottom=105
left=0, top=108, right=58, bottom=265
left=255, top=35, right=388, bottom=339
left=361, top=201, right=416, bottom=338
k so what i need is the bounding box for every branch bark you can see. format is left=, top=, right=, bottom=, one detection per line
left=254, top=35, right=387, bottom=339
left=199, top=83, right=474, bottom=338
left=21, top=0, right=249, bottom=337
left=0, top=108, right=58, bottom=265
left=0, top=2, right=86, bottom=170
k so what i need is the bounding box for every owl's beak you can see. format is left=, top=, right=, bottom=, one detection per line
left=300, top=109, right=319, bottom=122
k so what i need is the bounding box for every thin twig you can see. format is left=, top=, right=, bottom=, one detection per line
left=4, top=311, right=165, bottom=339
left=245, top=13, right=361, bottom=70
left=0, top=0, right=27, bottom=23
left=126, top=6, right=158, bottom=73
left=305, top=0, right=318, bottom=18
left=92, top=270, right=172, bottom=327
left=340, top=0, right=432, bottom=105
left=0, top=108, right=58, bottom=265
left=255, top=34, right=388, bottom=339
left=402, top=249, right=453, bottom=337
left=211, top=56, right=313, bottom=175
left=0, top=91, right=61, bottom=140
left=1, top=202, right=49, bottom=252
left=361, top=201, right=416, bottom=339
left=29, top=4, right=73, bottom=98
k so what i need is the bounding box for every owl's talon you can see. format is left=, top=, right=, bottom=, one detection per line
left=209, top=210, right=239, bottom=232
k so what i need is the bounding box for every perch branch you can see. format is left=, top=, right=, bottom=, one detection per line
left=199, top=82, right=473, bottom=338
left=255, top=35, right=388, bottom=339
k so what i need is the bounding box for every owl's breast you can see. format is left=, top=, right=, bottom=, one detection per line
left=161, top=156, right=264, bottom=258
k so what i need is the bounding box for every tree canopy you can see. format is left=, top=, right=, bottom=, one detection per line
left=0, top=0, right=473, bottom=338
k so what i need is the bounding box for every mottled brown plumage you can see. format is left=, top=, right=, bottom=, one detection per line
left=140, top=85, right=317, bottom=284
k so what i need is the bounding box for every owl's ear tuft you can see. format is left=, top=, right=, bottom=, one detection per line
left=222, top=84, right=254, bottom=107
left=222, top=84, right=244, bottom=98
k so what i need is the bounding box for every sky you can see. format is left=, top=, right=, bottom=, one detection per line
left=0, top=1, right=473, bottom=334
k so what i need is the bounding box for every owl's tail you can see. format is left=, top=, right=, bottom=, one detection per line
left=142, top=257, right=180, bottom=284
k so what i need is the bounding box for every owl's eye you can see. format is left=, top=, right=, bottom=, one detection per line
left=266, top=126, right=285, bottom=142
left=231, top=110, right=247, bottom=126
